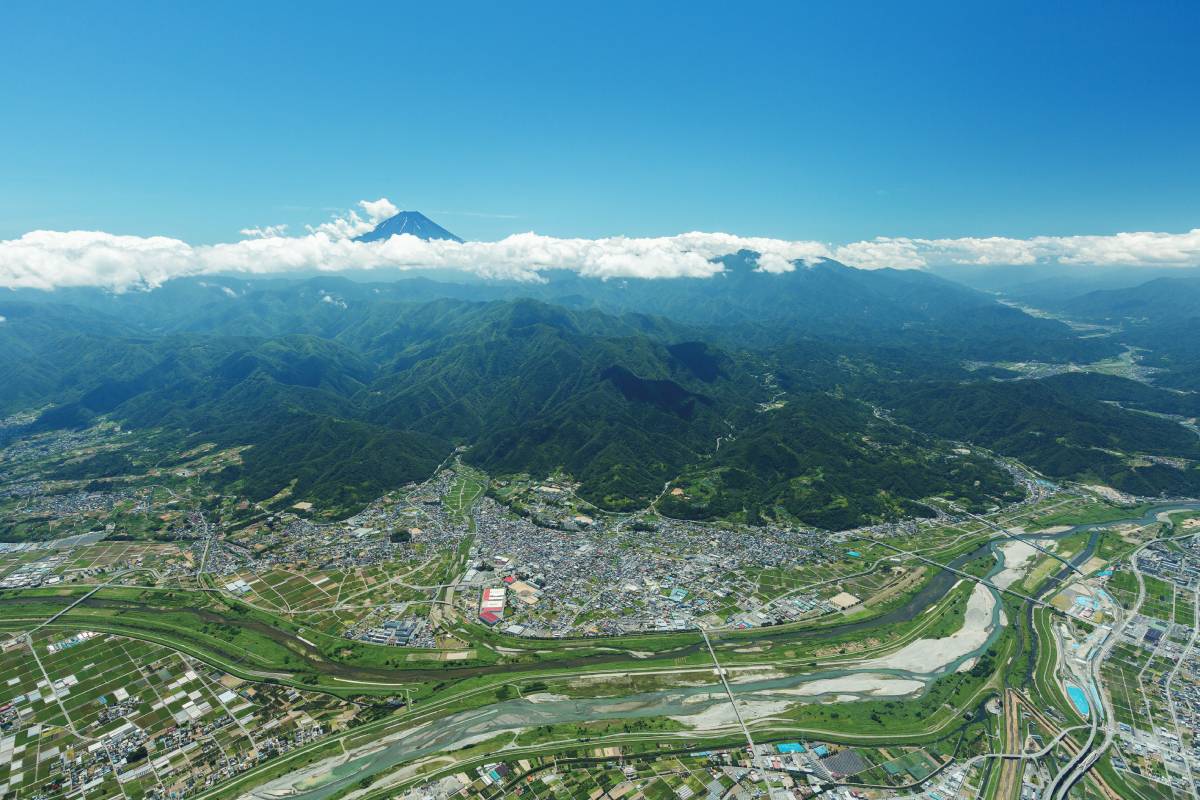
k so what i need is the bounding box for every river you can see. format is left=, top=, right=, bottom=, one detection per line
left=249, top=501, right=1200, bottom=800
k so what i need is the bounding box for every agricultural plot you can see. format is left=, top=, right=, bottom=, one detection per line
left=2, top=540, right=195, bottom=593
left=510, top=753, right=728, bottom=800
left=217, top=549, right=465, bottom=649
left=748, top=554, right=874, bottom=598
left=1102, top=642, right=1155, bottom=732
left=1111, top=771, right=1184, bottom=800
left=1139, top=574, right=1177, bottom=622
left=227, top=566, right=384, bottom=612
left=0, top=630, right=353, bottom=800
left=1174, top=588, right=1196, bottom=627
left=330, top=557, right=459, bottom=609
left=839, top=567, right=901, bottom=600
left=63, top=541, right=192, bottom=575
left=223, top=546, right=462, bottom=615
left=242, top=568, right=338, bottom=611
left=0, top=550, right=47, bottom=576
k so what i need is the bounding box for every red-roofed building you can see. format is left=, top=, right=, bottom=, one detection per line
left=479, top=586, right=507, bottom=623
left=479, top=610, right=501, bottom=626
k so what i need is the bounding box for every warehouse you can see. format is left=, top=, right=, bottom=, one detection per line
left=479, top=587, right=507, bottom=622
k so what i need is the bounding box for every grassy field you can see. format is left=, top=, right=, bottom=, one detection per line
left=443, top=467, right=487, bottom=525
left=1029, top=501, right=1152, bottom=530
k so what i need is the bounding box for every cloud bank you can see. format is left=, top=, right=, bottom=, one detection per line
left=1, top=198, right=1198, bottom=291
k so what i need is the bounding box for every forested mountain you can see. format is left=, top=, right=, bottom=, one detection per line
left=1036, top=372, right=1200, bottom=417
left=657, top=394, right=1023, bottom=529
left=3, top=258, right=1197, bottom=526
left=0, top=301, right=143, bottom=413
left=881, top=374, right=1200, bottom=497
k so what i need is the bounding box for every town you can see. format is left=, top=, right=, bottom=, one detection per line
left=3, top=422, right=1200, bottom=800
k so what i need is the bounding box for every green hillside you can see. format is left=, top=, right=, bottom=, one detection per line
left=5, top=266, right=1193, bottom=525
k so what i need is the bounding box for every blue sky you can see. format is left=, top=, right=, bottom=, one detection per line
left=1, top=1, right=1197, bottom=244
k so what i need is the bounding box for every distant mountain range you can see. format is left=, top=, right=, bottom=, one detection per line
left=354, top=210, right=463, bottom=243
left=1055, top=276, right=1200, bottom=391
left=10, top=245, right=1113, bottom=363
left=1057, top=275, right=1200, bottom=322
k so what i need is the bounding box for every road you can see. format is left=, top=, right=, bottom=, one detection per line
left=995, top=688, right=1022, bottom=800
left=1162, top=545, right=1200, bottom=800
left=1041, top=532, right=1189, bottom=798
left=11, top=485, right=1195, bottom=800
left=699, top=628, right=756, bottom=754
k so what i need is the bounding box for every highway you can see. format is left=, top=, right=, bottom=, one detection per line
left=1041, top=532, right=1190, bottom=798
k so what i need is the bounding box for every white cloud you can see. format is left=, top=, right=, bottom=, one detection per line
left=358, top=198, right=398, bottom=223
left=0, top=230, right=196, bottom=291
left=240, top=224, right=289, bottom=238
left=302, top=198, right=400, bottom=240
left=1, top=198, right=1197, bottom=292
left=833, top=230, right=1200, bottom=270
left=319, top=291, right=347, bottom=309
